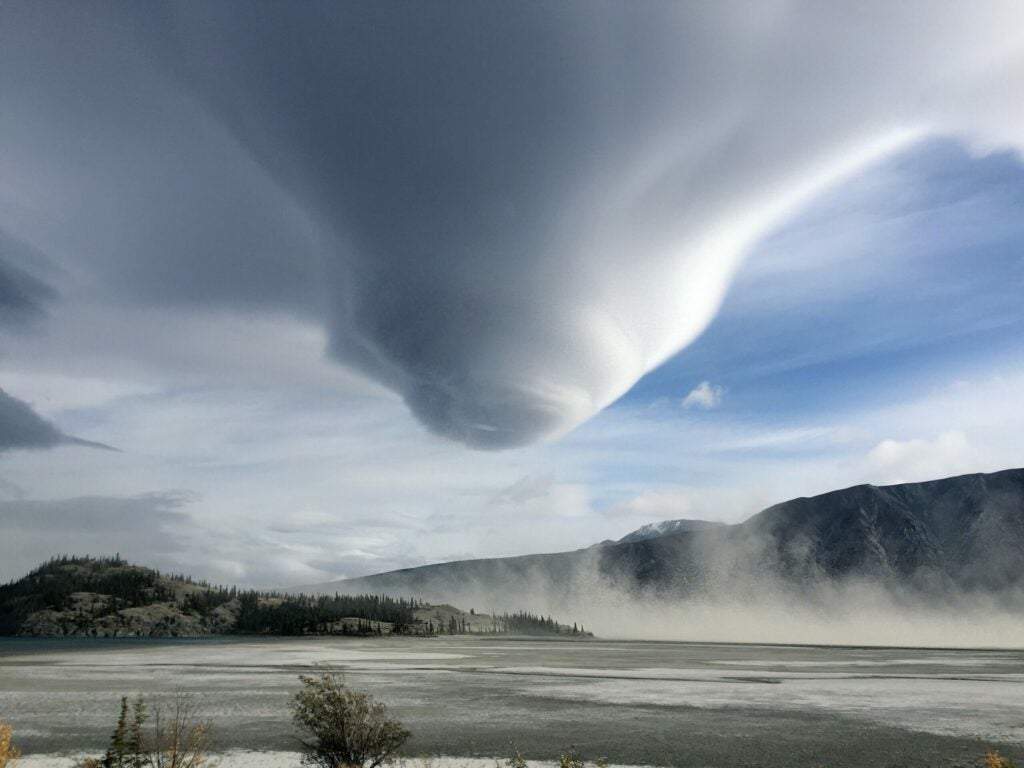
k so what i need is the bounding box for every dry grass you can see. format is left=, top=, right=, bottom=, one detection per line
left=150, top=693, right=215, bottom=768
left=0, top=722, right=20, bottom=768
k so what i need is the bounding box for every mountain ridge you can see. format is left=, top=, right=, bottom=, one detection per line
left=616, top=518, right=725, bottom=544
left=293, top=468, right=1024, bottom=605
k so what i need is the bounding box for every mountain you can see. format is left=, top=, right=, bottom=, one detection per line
left=734, top=467, right=1024, bottom=591
left=0, top=556, right=584, bottom=638
left=295, top=468, right=1024, bottom=605
left=616, top=518, right=725, bottom=544
left=14, top=469, right=1019, bottom=637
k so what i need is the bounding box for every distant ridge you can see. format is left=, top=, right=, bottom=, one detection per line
left=616, top=518, right=725, bottom=544
left=294, top=468, right=1024, bottom=605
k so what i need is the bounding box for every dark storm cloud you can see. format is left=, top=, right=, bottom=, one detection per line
left=0, top=388, right=65, bottom=450
left=3, top=1, right=1023, bottom=448
left=0, top=389, right=115, bottom=452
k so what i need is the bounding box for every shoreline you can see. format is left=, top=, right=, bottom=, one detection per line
left=3, top=634, right=1022, bottom=653
left=14, top=752, right=648, bottom=768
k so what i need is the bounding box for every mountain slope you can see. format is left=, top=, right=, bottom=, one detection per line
left=740, top=468, right=1024, bottom=591
left=297, top=468, right=1024, bottom=604
left=616, top=518, right=725, bottom=544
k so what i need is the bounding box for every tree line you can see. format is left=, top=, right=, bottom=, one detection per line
left=233, top=591, right=418, bottom=635
left=0, top=557, right=585, bottom=639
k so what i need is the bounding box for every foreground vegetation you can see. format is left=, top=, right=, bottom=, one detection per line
left=0, top=722, right=20, bottom=768
left=0, top=670, right=614, bottom=768
left=0, top=557, right=586, bottom=638
left=290, top=671, right=410, bottom=768
left=0, top=676, right=1019, bottom=768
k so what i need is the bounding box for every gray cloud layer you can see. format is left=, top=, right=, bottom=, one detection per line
left=0, top=389, right=65, bottom=451
left=0, top=389, right=115, bottom=452
left=0, top=493, right=192, bottom=580
left=3, top=2, right=1024, bottom=448
left=0, top=230, right=57, bottom=330
left=0, top=258, right=51, bottom=330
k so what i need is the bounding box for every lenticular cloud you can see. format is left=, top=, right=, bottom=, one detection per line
left=4, top=2, right=1024, bottom=448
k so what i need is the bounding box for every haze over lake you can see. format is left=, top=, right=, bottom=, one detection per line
left=3, top=636, right=1023, bottom=767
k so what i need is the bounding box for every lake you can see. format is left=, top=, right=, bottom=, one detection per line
left=1, top=636, right=1022, bottom=767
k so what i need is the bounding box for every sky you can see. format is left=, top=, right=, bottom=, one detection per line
left=2, top=1, right=1024, bottom=587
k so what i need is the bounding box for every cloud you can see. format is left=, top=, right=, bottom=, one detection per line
left=0, top=258, right=52, bottom=329
left=0, top=230, right=57, bottom=330
left=1, top=3, right=1023, bottom=449
left=0, top=388, right=64, bottom=450
left=606, top=489, right=696, bottom=526
left=0, top=492, right=193, bottom=580
left=0, top=488, right=353, bottom=587
left=660, top=138, right=1024, bottom=402
left=492, top=474, right=556, bottom=506
left=0, top=388, right=115, bottom=453
left=865, top=430, right=979, bottom=486
left=1, top=362, right=1021, bottom=589
left=682, top=381, right=725, bottom=410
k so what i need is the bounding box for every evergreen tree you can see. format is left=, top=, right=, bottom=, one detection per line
left=125, top=695, right=146, bottom=768
left=101, top=696, right=148, bottom=768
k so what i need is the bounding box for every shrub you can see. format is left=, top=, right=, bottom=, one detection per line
left=558, top=747, right=584, bottom=768
left=503, top=744, right=527, bottom=768
left=988, top=751, right=1018, bottom=768
left=557, top=748, right=607, bottom=768
left=290, top=670, right=411, bottom=768
left=0, top=721, right=20, bottom=768
left=74, top=693, right=212, bottom=768
left=149, top=693, right=213, bottom=768
left=502, top=745, right=607, bottom=768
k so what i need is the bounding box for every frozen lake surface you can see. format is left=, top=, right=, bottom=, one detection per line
left=2, top=636, right=1023, bottom=767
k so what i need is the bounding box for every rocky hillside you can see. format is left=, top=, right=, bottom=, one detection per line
left=734, top=468, right=1024, bottom=591
left=0, top=556, right=584, bottom=638
left=0, top=556, right=233, bottom=637
left=296, top=468, right=1024, bottom=605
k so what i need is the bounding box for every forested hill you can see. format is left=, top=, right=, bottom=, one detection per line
left=0, top=556, right=587, bottom=639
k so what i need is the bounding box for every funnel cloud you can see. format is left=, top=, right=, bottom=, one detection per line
left=3, top=2, right=1024, bottom=447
